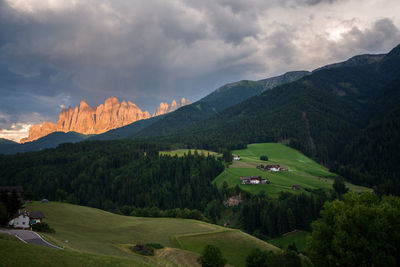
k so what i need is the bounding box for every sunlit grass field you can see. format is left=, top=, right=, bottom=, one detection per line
left=214, top=143, right=369, bottom=198
left=268, top=230, right=310, bottom=252
left=176, top=230, right=279, bottom=267
left=159, top=149, right=220, bottom=157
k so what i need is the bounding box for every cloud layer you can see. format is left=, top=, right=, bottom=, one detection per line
left=0, top=0, right=399, bottom=140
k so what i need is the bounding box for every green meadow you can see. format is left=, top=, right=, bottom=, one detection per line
left=268, top=230, right=310, bottom=252
left=160, top=149, right=220, bottom=157
left=214, top=143, right=369, bottom=198
left=0, top=234, right=150, bottom=267
left=177, top=230, right=278, bottom=267
left=18, top=201, right=278, bottom=267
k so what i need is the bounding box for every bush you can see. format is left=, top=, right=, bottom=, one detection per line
left=260, top=155, right=268, bottom=161
left=197, top=245, right=227, bottom=267
left=32, top=222, right=55, bottom=233
left=131, top=244, right=154, bottom=256
left=146, top=243, right=164, bottom=249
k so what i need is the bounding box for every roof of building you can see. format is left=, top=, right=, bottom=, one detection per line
left=13, top=211, right=45, bottom=219
left=29, top=211, right=45, bottom=219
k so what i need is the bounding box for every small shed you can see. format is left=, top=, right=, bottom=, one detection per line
left=292, top=185, right=300, bottom=190
left=29, top=211, right=45, bottom=225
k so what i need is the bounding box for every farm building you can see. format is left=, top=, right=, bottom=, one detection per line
left=240, top=176, right=270, bottom=185
left=292, top=185, right=300, bottom=190
left=9, top=211, right=45, bottom=229
left=265, top=165, right=280, bottom=171
left=257, top=165, right=288, bottom=172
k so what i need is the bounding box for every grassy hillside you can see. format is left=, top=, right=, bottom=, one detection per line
left=268, top=230, right=309, bottom=252
left=160, top=149, right=220, bottom=157
left=25, top=202, right=278, bottom=267
left=214, top=143, right=368, bottom=198
left=177, top=230, right=277, bottom=267
left=0, top=234, right=150, bottom=267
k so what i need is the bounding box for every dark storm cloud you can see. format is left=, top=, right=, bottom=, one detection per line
left=0, top=0, right=399, bottom=141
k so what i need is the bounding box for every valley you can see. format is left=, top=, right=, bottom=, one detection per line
left=0, top=41, right=399, bottom=267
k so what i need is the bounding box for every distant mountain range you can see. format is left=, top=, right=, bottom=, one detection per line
left=0, top=70, right=309, bottom=153
left=20, top=96, right=189, bottom=143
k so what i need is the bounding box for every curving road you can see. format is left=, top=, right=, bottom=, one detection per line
left=0, top=229, right=62, bottom=249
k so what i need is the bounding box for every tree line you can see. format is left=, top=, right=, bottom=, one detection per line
left=0, top=140, right=223, bottom=213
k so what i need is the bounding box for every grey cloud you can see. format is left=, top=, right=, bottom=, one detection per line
left=0, top=0, right=266, bottom=113
left=0, top=0, right=399, bottom=133
left=326, top=18, right=400, bottom=61
left=347, top=19, right=400, bottom=52
left=304, top=0, right=339, bottom=5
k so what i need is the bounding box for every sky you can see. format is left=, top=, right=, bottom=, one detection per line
left=0, top=0, right=399, bottom=142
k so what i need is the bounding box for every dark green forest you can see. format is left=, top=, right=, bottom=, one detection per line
left=0, top=141, right=223, bottom=212
left=0, top=139, right=331, bottom=238
left=238, top=190, right=331, bottom=238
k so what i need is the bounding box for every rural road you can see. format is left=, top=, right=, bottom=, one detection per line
left=0, top=229, right=62, bottom=249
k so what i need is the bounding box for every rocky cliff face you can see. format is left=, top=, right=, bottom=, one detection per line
left=21, top=96, right=188, bottom=143
left=153, top=97, right=189, bottom=116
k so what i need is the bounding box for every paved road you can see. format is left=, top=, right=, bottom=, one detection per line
left=0, top=229, right=62, bottom=249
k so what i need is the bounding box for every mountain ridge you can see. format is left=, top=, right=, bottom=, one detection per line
left=20, top=96, right=189, bottom=143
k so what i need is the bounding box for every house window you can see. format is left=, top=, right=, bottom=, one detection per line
left=22, top=222, right=25, bottom=224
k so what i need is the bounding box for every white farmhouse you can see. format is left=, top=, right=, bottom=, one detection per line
left=250, top=177, right=260, bottom=184
left=9, top=211, right=45, bottom=229
left=9, top=211, right=30, bottom=229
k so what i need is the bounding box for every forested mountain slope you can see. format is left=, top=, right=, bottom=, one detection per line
left=158, top=45, right=400, bottom=194
left=0, top=132, right=88, bottom=154
left=134, top=71, right=309, bottom=138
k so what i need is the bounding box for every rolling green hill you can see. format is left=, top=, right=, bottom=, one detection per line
left=268, top=230, right=309, bottom=252
left=160, top=148, right=220, bottom=157
left=214, top=143, right=368, bottom=198
left=0, top=234, right=151, bottom=267
left=23, top=202, right=278, bottom=267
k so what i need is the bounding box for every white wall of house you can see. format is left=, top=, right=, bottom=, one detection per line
left=9, top=214, right=30, bottom=229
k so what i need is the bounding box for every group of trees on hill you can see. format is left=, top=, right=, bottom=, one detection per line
left=237, top=190, right=331, bottom=238
left=0, top=141, right=223, bottom=213
left=0, top=190, right=24, bottom=225
left=307, top=192, right=400, bottom=267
